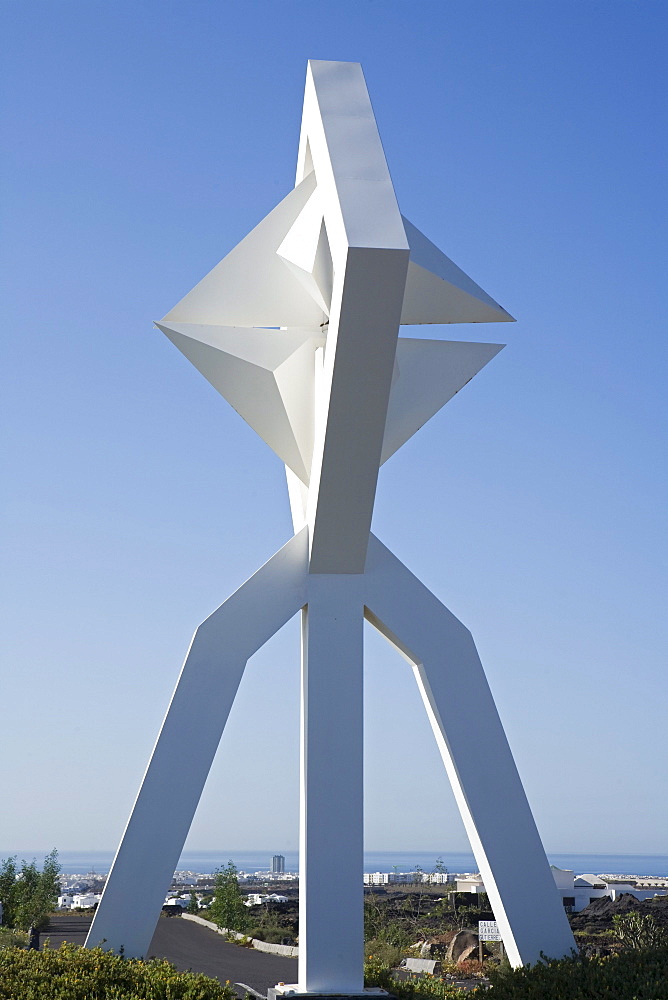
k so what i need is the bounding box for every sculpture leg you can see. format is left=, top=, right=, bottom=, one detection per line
left=86, top=529, right=309, bottom=957
left=364, top=534, right=575, bottom=968
left=298, top=574, right=365, bottom=992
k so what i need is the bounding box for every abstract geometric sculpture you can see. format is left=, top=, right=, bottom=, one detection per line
left=86, top=60, right=576, bottom=987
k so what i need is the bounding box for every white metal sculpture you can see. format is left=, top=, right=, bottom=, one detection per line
left=86, top=60, right=576, bottom=987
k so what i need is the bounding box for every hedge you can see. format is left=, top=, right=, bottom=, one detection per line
left=0, top=942, right=238, bottom=1000
left=366, top=949, right=668, bottom=1000
left=482, top=948, right=668, bottom=999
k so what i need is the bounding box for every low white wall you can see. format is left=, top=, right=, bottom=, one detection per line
left=250, top=938, right=299, bottom=958
left=182, top=913, right=299, bottom=957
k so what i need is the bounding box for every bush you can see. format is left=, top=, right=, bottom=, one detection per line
left=483, top=948, right=668, bottom=999
left=0, top=850, right=61, bottom=931
left=366, top=948, right=668, bottom=999
left=365, top=938, right=405, bottom=968
left=209, top=862, right=248, bottom=934
left=259, top=927, right=289, bottom=944
left=455, top=958, right=485, bottom=978
left=0, top=927, right=28, bottom=951
left=225, top=932, right=253, bottom=947
left=364, top=957, right=469, bottom=999
left=0, top=941, right=238, bottom=999
left=614, top=911, right=668, bottom=950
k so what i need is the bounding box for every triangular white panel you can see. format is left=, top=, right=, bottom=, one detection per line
left=277, top=186, right=324, bottom=273
left=161, top=174, right=327, bottom=329
left=273, top=338, right=322, bottom=481
left=310, top=219, right=334, bottom=314
left=381, top=338, right=504, bottom=463
left=156, top=322, right=324, bottom=482
left=400, top=216, right=515, bottom=325
left=277, top=188, right=334, bottom=316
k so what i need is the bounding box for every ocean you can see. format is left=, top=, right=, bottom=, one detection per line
left=4, top=849, right=668, bottom=878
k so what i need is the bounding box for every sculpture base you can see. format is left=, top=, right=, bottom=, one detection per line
left=269, top=988, right=391, bottom=1000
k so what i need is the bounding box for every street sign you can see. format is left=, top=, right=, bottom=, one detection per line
left=479, top=920, right=502, bottom=942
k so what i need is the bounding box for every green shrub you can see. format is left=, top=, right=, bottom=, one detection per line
left=247, top=924, right=293, bottom=945
left=225, top=932, right=253, bottom=947
left=0, top=850, right=61, bottom=931
left=482, top=948, right=668, bottom=999
left=455, top=958, right=485, bottom=978
left=613, top=911, right=668, bottom=950
left=366, top=949, right=668, bottom=999
left=209, top=861, right=248, bottom=934
left=364, top=957, right=469, bottom=999
left=0, top=941, right=238, bottom=999
left=365, top=938, right=405, bottom=968
left=0, top=927, right=28, bottom=950
left=261, top=928, right=289, bottom=944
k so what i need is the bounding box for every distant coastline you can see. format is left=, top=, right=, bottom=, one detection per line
left=4, top=849, right=668, bottom=878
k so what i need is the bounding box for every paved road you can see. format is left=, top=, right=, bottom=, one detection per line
left=45, top=914, right=297, bottom=997
left=44, top=914, right=92, bottom=948
left=149, top=918, right=297, bottom=996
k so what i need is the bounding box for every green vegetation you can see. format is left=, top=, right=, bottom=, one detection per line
left=613, top=911, right=668, bottom=950
left=0, top=941, right=237, bottom=1000
left=363, top=889, right=668, bottom=999
left=0, top=927, right=28, bottom=950
left=364, top=895, right=413, bottom=950
left=364, top=956, right=470, bottom=999
left=245, top=894, right=297, bottom=945
left=247, top=924, right=291, bottom=945
left=363, top=938, right=405, bottom=968
left=482, top=948, right=668, bottom=999
left=363, top=885, right=493, bottom=958
left=0, top=849, right=61, bottom=930
left=208, top=861, right=249, bottom=934
left=366, top=949, right=668, bottom=1000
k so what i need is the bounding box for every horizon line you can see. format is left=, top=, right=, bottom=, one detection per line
left=3, top=847, right=667, bottom=857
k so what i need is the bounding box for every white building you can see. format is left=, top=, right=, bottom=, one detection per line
left=173, top=874, right=198, bottom=886
left=455, top=876, right=487, bottom=894
left=633, top=877, right=668, bottom=894
left=58, top=892, right=101, bottom=909
left=245, top=892, right=289, bottom=906
left=364, top=872, right=392, bottom=885
left=163, top=893, right=196, bottom=908
left=363, top=872, right=420, bottom=885
left=451, top=868, right=668, bottom=913
left=573, top=874, right=668, bottom=911
left=364, top=870, right=455, bottom=886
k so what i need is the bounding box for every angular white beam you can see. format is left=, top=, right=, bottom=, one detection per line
left=298, top=61, right=410, bottom=573
left=306, top=248, right=408, bottom=572
left=85, top=529, right=309, bottom=957
left=363, top=534, right=576, bottom=968
left=299, top=575, right=365, bottom=993
left=296, top=61, right=408, bottom=256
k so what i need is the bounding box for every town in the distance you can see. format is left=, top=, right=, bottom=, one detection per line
left=57, top=853, right=668, bottom=916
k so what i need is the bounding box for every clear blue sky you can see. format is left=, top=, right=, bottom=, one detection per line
left=1, top=0, right=666, bottom=856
